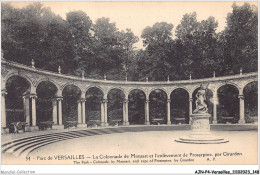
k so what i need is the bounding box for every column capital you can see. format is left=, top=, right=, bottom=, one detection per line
left=124, top=99, right=129, bottom=103
left=30, top=93, right=37, bottom=99
left=167, top=99, right=171, bottom=103
left=238, top=95, right=245, bottom=99
left=80, top=98, right=86, bottom=102
left=145, top=100, right=150, bottom=103
left=52, top=96, right=63, bottom=101
left=56, top=96, right=63, bottom=101
left=102, top=99, right=108, bottom=103
left=1, top=89, right=7, bottom=96
left=189, top=98, right=193, bottom=102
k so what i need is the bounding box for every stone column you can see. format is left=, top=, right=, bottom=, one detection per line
left=30, top=94, right=37, bottom=126
left=81, top=98, right=86, bottom=124
left=24, top=92, right=39, bottom=132
left=52, top=99, right=58, bottom=125
left=51, top=97, right=64, bottom=130
left=123, top=99, right=129, bottom=125
left=77, top=98, right=87, bottom=128
left=212, top=92, right=218, bottom=124
left=145, top=100, right=150, bottom=125
left=123, top=102, right=126, bottom=124
left=100, top=101, right=105, bottom=126
left=238, top=95, right=245, bottom=124
left=23, top=96, right=26, bottom=121
left=103, top=99, right=108, bottom=126
left=57, top=97, right=63, bottom=125
left=1, top=89, right=9, bottom=134
left=167, top=99, right=171, bottom=125
left=189, top=98, right=193, bottom=124
left=1, top=89, right=7, bottom=128
left=77, top=100, right=82, bottom=124
left=144, top=100, right=147, bottom=123
left=24, top=95, right=30, bottom=125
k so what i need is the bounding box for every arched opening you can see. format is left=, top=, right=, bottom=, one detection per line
left=5, top=76, right=30, bottom=132
left=149, top=89, right=167, bottom=125
left=62, top=85, right=81, bottom=128
left=217, top=84, right=239, bottom=123
left=36, top=81, right=58, bottom=125
left=244, top=81, right=258, bottom=123
left=170, top=88, right=189, bottom=124
left=192, top=87, right=213, bottom=123
left=85, top=87, right=104, bottom=127
left=128, top=89, right=146, bottom=125
left=107, top=88, right=125, bottom=126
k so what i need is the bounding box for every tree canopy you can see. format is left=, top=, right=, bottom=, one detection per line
left=1, top=2, right=258, bottom=81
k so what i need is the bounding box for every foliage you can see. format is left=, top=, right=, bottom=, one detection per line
left=2, top=2, right=257, bottom=79
left=175, top=12, right=220, bottom=78
left=139, top=22, right=174, bottom=80
left=244, top=82, right=258, bottom=120
left=217, top=3, right=258, bottom=75
left=217, top=85, right=239, bottom=123
left=62, top=85, right=81, bottom=123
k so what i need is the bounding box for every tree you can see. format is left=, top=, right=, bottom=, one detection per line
left=66, top=11, right=94, bottom=75
left=176, top=12, right=219, bottom=78
left=141, top=22, right=173, bottom=49
left=92, top=17, right=125, bottom=79
left=176, top=12, right=199, bottom=42
left=218, top=3, right=258, bottom=75
left=118, top=29, right=139, bottom=76
left=40, top=9, right=72, bottom=73
left=2, top=2, right=257, bottom=80
left=1, top=2, right=72, bottom=73
left=2, top=4, right=22, bottom=62
left=139, top=22, right=174, bottom=81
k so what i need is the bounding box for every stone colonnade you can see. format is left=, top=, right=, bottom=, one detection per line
left=0, top=87, right=248, bottom=131
left=1, top=60, right=255, bottom=133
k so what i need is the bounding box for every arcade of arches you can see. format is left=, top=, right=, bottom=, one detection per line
left=1, top=60, right=258, bottom=133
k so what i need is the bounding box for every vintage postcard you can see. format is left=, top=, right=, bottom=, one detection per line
left=1, top=1, right=259, bottom=174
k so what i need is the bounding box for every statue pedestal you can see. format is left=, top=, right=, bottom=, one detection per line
left=175, top=113, right=229, bottom=144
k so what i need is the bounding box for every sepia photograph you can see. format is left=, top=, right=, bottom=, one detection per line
left=1, top=0, right=259, bottom=174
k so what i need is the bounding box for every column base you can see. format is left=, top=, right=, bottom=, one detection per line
left=145, top=121, right=150, bottom=125
left=123, top=121, right=130, bottom=126
left=101, top=122, right=109, bottom=127
left=25, top=126, right=39, bottom=132
left=189, top=117, right=192, bottom=124
left=238, top=119, right=246, bottom=124
left=167, top=121, right=171, bottom=125
left=1, top=127, right=9, bottom=135
left=212, top=120, right=218, bottom=124
left=52, top=125, right=64, bottom=130
left=77, top=123, right=88, bottom=128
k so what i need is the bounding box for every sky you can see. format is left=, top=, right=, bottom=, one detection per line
left=3, top=1, right=258, bottom=48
